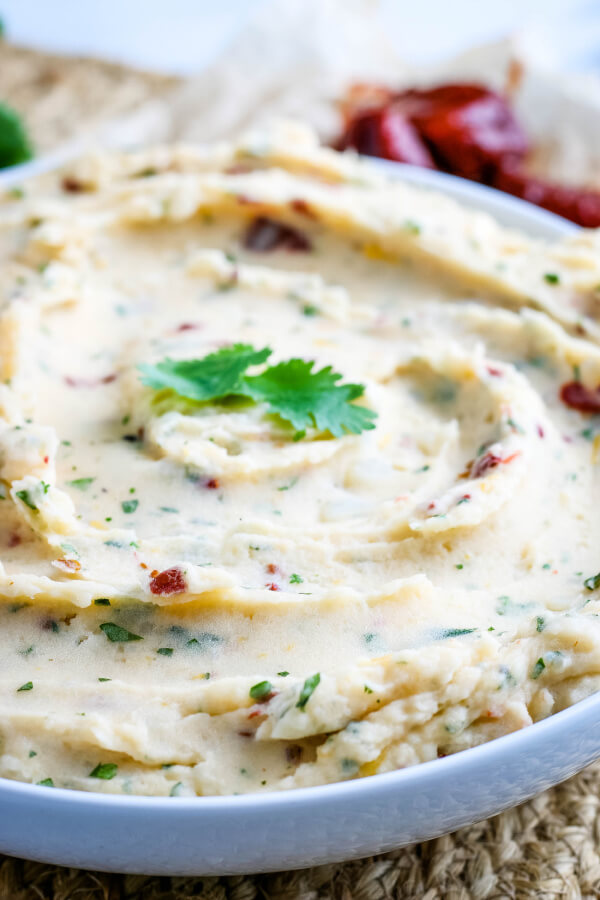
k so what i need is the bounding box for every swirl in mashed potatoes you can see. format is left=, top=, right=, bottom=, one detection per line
left=1, top=122, right=600, bottom=795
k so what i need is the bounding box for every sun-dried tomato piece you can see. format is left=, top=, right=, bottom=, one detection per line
left=337, top=83, right=528, bottom=182
left=560, top=381, right=600, bottom=413
left=397, top=84, right=528, bottom=182
left=243, top=216, right=312, bottom=252
left=493, top=166, right=600, bottom=228
left=337, top=106, right=435, bottom=167
left=149, top=567, right=187, bottom=596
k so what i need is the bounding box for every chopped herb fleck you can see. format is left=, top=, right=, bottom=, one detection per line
left=364, top=685, right=373, bottom=694
left=100, top=622, right=142, bottom=643
left=37, top=778, right=54, bottom=787
left=436, top=627, right=476, bottom=640
left=277, top=671, right=289, bottom=677
left=15, top=489, right=38, bottom=512
left=94, top=598, right=111, bottom=606
left=584, top=573, right=600, bottom=591
left=121, top=499, right=139, bottom=514
left=531, top=658, right=546, bottom=679
left=403, top=219, right=421, bottom=235
left=17, top=681, right=33, bottom=692
left=157, top=647, right=174, bottom=656
left=543, top=272, right=560, bottom=285
left=67, top=477, right=95, bottom=490
left=296, top=672, right=320, bottom=709
left=536, top=616, right=545, bottom=632
left=289, top=573, right=303, bottom=584
left=89, top=762, right=118, bottom=780
left=249, top=680, right=273, bottom=701
left=98, top=677, right=111, bottom=682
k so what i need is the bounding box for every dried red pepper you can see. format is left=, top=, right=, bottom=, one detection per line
left=337, top=80, right=600, bottom=227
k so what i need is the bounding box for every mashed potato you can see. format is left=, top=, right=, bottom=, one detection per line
left=1, top=122, right=600, bottom=795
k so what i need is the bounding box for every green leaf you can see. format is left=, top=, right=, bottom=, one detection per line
left=0, top=103, right=33, bottom=169
left=296, top=672, right=320, bottom=709
left=100, top=622, right=142, bottom=643
left=121, top=499, right=138, bottom=514
left=89, top=762, right=118, bottom=780
left=139, top=345, right=377, bottom=439
left=17, top=681, right=33, bottom=692
left=245, top=359, right=377, bottom=437
left=37, top=778, right=54, bottom=787
left=157, top=647, right=174, bottom=656
left=138, top=344, right=271, bottom=402
left=249, top=680, right=273, bottom=701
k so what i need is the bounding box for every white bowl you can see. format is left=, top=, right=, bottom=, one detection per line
left=0, top=161, right=595, bottom=877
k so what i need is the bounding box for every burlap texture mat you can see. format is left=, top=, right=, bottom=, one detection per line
left=0, top=760, right=599, bottom=899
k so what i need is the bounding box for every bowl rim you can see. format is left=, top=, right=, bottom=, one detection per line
left=0, top=155, right=592, bottom=812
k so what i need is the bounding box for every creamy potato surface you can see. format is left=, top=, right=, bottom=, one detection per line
left=1, top=122, right=600, bottom=795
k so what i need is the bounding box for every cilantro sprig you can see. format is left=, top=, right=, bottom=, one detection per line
left=0, top=103, right=33, bottom=169
left=138, top=344, right=376, bottom=439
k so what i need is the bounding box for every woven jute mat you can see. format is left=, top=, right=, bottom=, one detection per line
left=2, top=760, right=600, bottom=899
left=1, top=41, right=179, bottom=153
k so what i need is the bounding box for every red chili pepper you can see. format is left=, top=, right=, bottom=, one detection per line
left=560, top=380, right=600, bottom=413
left=494, top=165, right=600, bottom=228
left=149, top=567, right=187, bottom=596
left=265, top=582, right=280, bottom=592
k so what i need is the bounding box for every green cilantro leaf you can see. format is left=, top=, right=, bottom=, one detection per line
left=138, top=344, right=377, bottom=439
left=0, top=103, right=33, bottom=169
left=138, top=344, right=271, bottom=402
left=37, top=778, right=54, bottom=787
left=89, top=762, right=118, bottom=780
left=100, top=622, right=143, bottom=643
left=245, top=359, right=376, bottom=437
